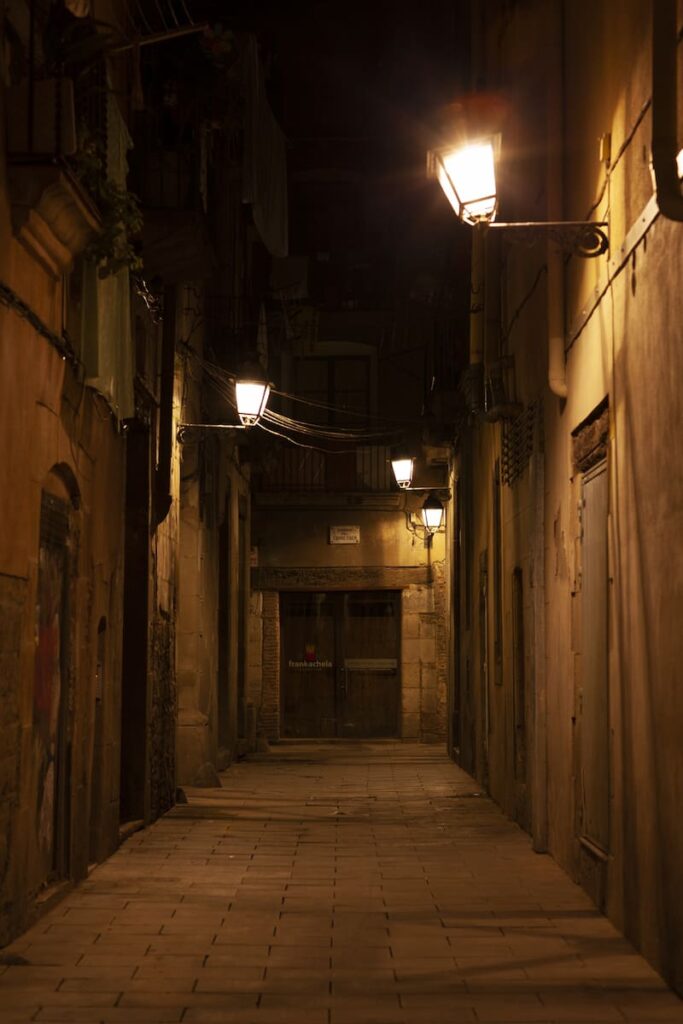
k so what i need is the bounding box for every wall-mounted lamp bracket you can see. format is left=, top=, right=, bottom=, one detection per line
left=489, top=220, right=609, bottom=258
left=177, top=422, right=246, bottom=444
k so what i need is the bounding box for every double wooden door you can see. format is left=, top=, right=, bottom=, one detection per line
left=280, top=591, right=400, bottom=738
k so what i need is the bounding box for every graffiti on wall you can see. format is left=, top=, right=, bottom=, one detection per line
left=33, top=535, right=66, bottom=880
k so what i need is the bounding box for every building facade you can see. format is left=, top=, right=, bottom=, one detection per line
left=449, top=0, right=683, bottom=994
left=0, top=1, right=278, bottom=944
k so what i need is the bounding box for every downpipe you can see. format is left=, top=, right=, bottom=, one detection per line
left=465, top=221, right=487, bottom=416
left=652, top=0, right=683, bottom=221
left=547, top=0, right=568, bottom=399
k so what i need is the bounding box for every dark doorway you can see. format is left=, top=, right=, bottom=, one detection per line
left=217, top=488, right=232, bottom=751
left=34, top=490, right=71, bottom=884
left=89, top=617, right=106, bottom=862
left=478, top=549, right=489, bottom=788
left=280, top=591, right=401, bottom=738
left=237, top=495, right=248, bottom=741
left=120, top=426, right=150, bottom=825
left=578, top=461, right=610, bottom=853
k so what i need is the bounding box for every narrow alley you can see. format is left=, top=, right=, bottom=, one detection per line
left=1, top=744, right=681, bottom=1024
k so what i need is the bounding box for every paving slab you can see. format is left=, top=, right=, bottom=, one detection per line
left=1, top=741, right=682, bottom=1023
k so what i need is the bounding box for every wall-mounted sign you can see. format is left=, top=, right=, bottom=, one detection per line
left=288, top=659, right=333, bottom=669
left=288, top=643, right=332, bottom=670
left=329, top=525, right=360, bottom=545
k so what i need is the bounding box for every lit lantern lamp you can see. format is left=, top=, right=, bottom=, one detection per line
left=427, top=138, right=498, bottom=224
left=427, top=127, right=608, bottom=255
left=235, top=364, right=270, bottom=427
left=421, top=493, right=444, bottom=534
left=391, top=455, right=415, bottom=490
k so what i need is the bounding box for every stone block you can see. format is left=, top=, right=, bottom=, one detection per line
left=419, top=638, right=436, bottom=663
left=418, top=615, right=436, bottom=639
left=420, top=665, right=437, bottom=691
left=402, top=586, right=433, bottom=615
left=401, top=687, right=420, bottom=715
left=402, top=638, right=421, bottom=665
left=401, top=712, right=420, bottom=738
left=402, top=613, right=420, bottom=640
left=401, top=662, right=420, bottom=688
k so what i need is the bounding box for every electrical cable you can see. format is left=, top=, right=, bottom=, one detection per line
left=0, top=281, right=80, bottom=369
left=190, top=351, right=412, bottom=437
left=501, top=264, right=548, bottom=344
left=255, top=420, right=364, bottom=454
left=584, top=97, right=651, bottom=220
left=263, top=409, right=397, bottom=442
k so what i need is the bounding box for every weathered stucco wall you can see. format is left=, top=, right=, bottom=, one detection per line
left=0, top=300, right=126, bottom=942
left=459, top=0, right=683, bottom=995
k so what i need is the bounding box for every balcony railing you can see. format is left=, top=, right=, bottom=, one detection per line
left=256, top=445, right=393, bottom=493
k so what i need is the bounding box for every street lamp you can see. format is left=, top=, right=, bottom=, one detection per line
left=391, top=453, right=415, bottom=489
left=427, top=138, right=498, bottom=224
left=427, top=132, right=609, bottom=257
left=420, top=493, right=444, bottom=534
left=404, top=491, right=445, bottom=546
left=235, top=361, right=271, bottom=427
left=177, top=360, right=271, bottom=442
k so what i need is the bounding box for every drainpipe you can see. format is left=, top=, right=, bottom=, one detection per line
left=465, top=221, right=487, bottom=415
left=482, top=231, right=521, bottom=421
left=154, top=285, right=176, bottom=527
left=652, top=0, right=683, bottom=221
left=483, top=227, right=501, bottom=418
left=547, top=0, right=568, bottom=399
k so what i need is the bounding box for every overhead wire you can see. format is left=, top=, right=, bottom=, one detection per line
left=255, top=420, right=365, bottom=455
left=263, top=409, right=398, bottom=442
left=187, top=350, right=411, bottom=444
left=272, top=388, right=417, bottom=426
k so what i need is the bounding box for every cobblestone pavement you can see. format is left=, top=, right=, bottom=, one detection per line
left=1, top=742, right=682, bottom=1023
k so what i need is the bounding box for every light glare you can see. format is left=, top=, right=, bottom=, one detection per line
left=420, top=496, right=444, bottom=534
left=391, top=457, right=414, bottom=489
left=441, top=142, right=497, bottom=223
left=236, top=381, right=270, bottom=426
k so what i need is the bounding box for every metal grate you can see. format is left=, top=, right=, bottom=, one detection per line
left=40, top=491, right=70, bottom=547
left=501, top=402, right=536, bottom=487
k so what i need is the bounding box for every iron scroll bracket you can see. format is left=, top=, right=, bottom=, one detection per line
left=488, top=221, right=609, bottom=258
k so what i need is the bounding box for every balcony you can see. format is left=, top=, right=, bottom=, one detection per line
left=255, top=444, right=393, bottom=494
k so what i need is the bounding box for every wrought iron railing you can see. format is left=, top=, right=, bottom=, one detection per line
left=256, top=444, right=393, bottom=493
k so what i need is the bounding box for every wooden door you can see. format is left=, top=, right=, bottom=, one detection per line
left=338, top=591, right=400, bottom=738
left=280, top=591, right=400, bottom=738
left=281, top=592, right=337, bottom=737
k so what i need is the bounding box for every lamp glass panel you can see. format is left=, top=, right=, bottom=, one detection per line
left=236, top=381, right=270, bottom=425
left=435, top=156, right=462, bottom=218
left=441, top=142, right=497, bottom=223
left=391, top=457, right=414, bottom=488
left=421, top=503, right=444, bottom=532
left=677, top=147, right=683, bottom=178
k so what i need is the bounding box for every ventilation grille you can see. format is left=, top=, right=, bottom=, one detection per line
left=501, top=402, right=537, bottom=487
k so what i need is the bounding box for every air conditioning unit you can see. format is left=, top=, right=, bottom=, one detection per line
left=7, top=77, right=77, bottom=157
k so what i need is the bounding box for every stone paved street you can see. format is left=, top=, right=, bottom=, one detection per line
left=1, top=743, right=682, bottom=1023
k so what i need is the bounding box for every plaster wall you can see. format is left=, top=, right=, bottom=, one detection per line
left=175, top=298, right=252, bottom=782
left=0, top=219, right=126, bottom=944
